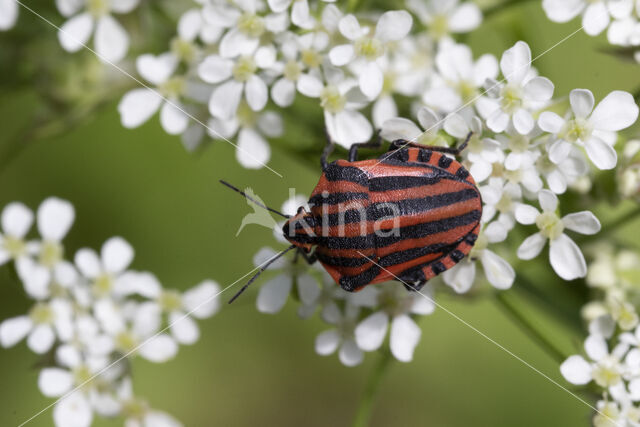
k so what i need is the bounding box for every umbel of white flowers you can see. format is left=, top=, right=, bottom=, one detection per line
left=0, top=197, right=221, bottom=427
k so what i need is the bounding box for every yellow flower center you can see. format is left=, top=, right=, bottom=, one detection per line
left=354, top=37, right=384, bottom=61
left=236, top=101, right=257, bottom=127
left=73, top=365, right=93, bottom=387
left=159, top=76, right=185, bottom=99
left=159, top=290, right=182, bottom=312
left=456, top=80, right=477, bottom=103
left=237, top=13, right=265, bottom=38
left=170, top=38, right=197, bottom=63
left=301, top=49, right=321, bottom=69
left=429, top=15, right=449, bottom=39
left=115, top=331, right=138, bottom=352
left=536, top=211, right=564, bottom=240
left=39, top=240, right=64, bottom=268
left=320, top=86, right=346, bottom=114
left=93, top=274, right=114, bottom=297
left=88, top=0, right=109, bottom=18
left=500, top=84, right=523, bottom=114
left=30, top=303, right=54, bottom=325
left=592, top=357, right=621, bottom=388
left=283, top=60, right=302, bottom=81
left=559, top=117, right=592, bottom=143
left=3, top=236, right=26, bottom=258
left=122, top=398, right=150, bottom=420
left=508, top=134, right=530, bottom=153
left=232, top=56, right=257, bottom=82
left=377, top=286, right=413, bottom=317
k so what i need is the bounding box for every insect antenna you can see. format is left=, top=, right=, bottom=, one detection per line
left=228, top=244, right=297, bottom=304
left=219, top=180, right=290, bottom=219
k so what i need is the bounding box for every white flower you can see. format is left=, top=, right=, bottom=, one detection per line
left=0, top=0, right=18, bottom=30
left=299, top=66, right=372, bottom=148
left=560, top=333, right=628, bottom=388
left=328, top=11, right=413, bottom=99
left=252, top=247, right=321, bottom=314
left=215, top=0, right=289, bottom=58
left=538, top=89, right=639, bottom=170
left=408, top=0, right=482, bottom=41
left=542, top=0, right=611, bottom=36
left=199, top=46, right=277, bottom=120
left=117, top=378, right=183, bottom=427
left=267, top=0, right=318, bottom=29
left=315, top=303, right=364, bottom=367
left=479, top=177, right=522, bottom=231
left=74, top=237, right=136, bottom=299
left=53, top=391, right=93, bottom=427
left=444, top=113, right=503, bottom=183
left=207, top=107, right=282, bottom=169
left=354, top=283, right=435, bottom=362
left=536, top=143, right=588, bottom=194
left=131, top=275, right=220, bottom=345
left=0, top=299, right=73, bottom=353
left=443, top=224, right=515, bottom=292
left=515, top=190, right=601, bottom=280
left=478, top=41, right=554, bottom=135
left=381, top=106, right=448, bottom=147
left=57, top=0, right=140, bottom=63
left=424, top=42, right=498, bottom=113
left=118, top=53, right=191, bottom=136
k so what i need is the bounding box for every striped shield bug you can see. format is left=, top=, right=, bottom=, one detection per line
left=222, top=132, right=481, bottom=303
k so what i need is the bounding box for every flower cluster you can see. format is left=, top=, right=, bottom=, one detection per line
left=543, top=0, right=640, bottom=62
left=560, top=246, right=640, bottom=426
left=0, top=198, right=221, bottom=427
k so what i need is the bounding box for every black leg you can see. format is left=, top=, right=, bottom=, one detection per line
left=321, top=129, right=335, bottom=171
left=348, top=130, right=383, bottom=162
left=390, top=132, right=473, bottom=156
left=295, top=248, right=317, bottom=265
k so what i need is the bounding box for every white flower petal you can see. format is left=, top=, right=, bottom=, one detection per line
left=177, top=8, right=202, bottom=41
left=539, top=189, right=558, bottom=212
left=560, top=355, right=592, bottom=385
left=548, top=140, right=572, bottom=164
left=515, top=204, right=540, bottom=225
left=372, top=95, right=397, bottom=129
left=443, top=114, right=469, bottom=139
left=297, top=74, right=324, bottom=98
left=339, top=339, right=364, bottom=366
left=297, top=273, right=320, bottom=305
left=390, top=315, right=421, bottom=362
left=500, top=41, right=531, bottom=85
left=549, top=234, right=587, bottom=280
left=380, top=118, right=422, bottom=141
left=94, top=15, right=129, bottom=63
left=236, top=127, right=271, bottom=169
left=355, top=311, right=389, bottom=351
left=338, top=14, right=361, bottom=40
left=160, top=102, right=189, bottom=135
left=524, top=77, right=554, bottom=102
left=245, top=75, right=268, bottom=112
left=538, top=112, right=565, bottom=134
left=315, top=329, right=340, bottom=355
left=182, top=280, right=220, bottom=319
left=219, top=28, right=259, bottom=58
left=138, top=333, right=178, bottom=362
left=169, top=311, right=199, bottom=345
left=375, top=10, right=412, bottom=42
left=74, top=248, right=101, bottom=278
left=0, top=316, right=32, bottom=347
left=585, top=136, right=617, bottom=170
left=0, top=0, right=17, bottom=30
left=513, top=109, right=534, bottom=135
left=481, top=250, right=515, bottom=290
left=101, top=237, right=133, bottom=274
left=442, top=261, right=475, bottom=294
left=136, top=53, right=177, bottom=86
left=118, top=88, right=163, bottom=128
left=58, top=13, right=93, bottom=52
left=292, top=0, right=314, bottom=29
left=327, top=110, right=373, bottom=148
left=271, top=78, right=295, bottom=107
left=570, top=89, right=595, bottom=118
left=517, top=232, right=547, bottom=260
left=448, top=3, right=482, bottom=32
left=110, top=0, right=138, bottom=14
left=39, top=368, right=73, bottom=397
left=328, top=44, right=355, bottom=66
left=585, top=334, right=608, bottom=361
left=37, top=197, right=74, bottom=241
left=55, top=0, right=83, bottom=18
left=197, top=55, right=233, bottom=84
left=562, top=211, right=601, bottom=235
left=256, top=274, right=292, bottom=314
left=54, top=392, right=93, bottom=427
left=28, top=325, right=55, bottom=354
left=2, top=202, right=33, bottom=238
left=583, top=2, right=610, bottom=36
left=589, top=90, right=639, bottom=131
left=359, top=61, right=383, bottom=99
left=208, top=80, right=243, bottom=120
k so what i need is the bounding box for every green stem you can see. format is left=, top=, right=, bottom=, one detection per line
left=482, top=0, right=537, bottom=18
left=351, top=350, right=393, bottom=427
left=494, top=291, right=568, bottom=363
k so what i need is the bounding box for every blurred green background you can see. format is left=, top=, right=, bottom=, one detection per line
left=1, top=0, right=640, bottom=425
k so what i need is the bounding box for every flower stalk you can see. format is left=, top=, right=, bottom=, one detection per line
left=352, top=349, right=393, bottom=427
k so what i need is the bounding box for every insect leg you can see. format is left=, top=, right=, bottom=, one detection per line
left=348, top=130, right=383, bottom=162
left=390, top=132, right=474, bottom=156
left=321, top=129, right=335, bottom=171
left=296, top=248, right=318, bottom=265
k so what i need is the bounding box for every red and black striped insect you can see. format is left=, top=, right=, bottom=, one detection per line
left=222, top=133, right=481, bottom=303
